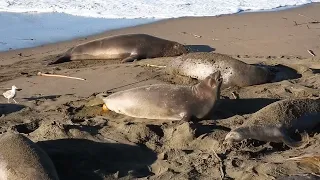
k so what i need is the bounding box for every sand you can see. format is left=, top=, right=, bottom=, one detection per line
left=0, top=2, right=320, bottom=180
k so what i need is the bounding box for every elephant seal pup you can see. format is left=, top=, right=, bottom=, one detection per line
left=0, top=132, right=59, bottom=180
left=166, top=52, right=272, bottom=89
left=48, top=34, right=188, bottom=65
left=100, top=71, right=223, bottom=121
left=224, top=99, right=320, bottom=148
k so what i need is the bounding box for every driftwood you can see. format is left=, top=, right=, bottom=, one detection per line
left=37, top=72, right=86, bottom=81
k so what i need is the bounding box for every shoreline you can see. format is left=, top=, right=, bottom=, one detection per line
left=0, top=2, right=319, bottom=54
left=0, top=12, right=159, bottom=52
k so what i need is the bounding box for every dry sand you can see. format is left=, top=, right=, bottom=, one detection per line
left=0, top=3, right=320, bottom=180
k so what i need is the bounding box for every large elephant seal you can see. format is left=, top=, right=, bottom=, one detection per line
left=100, top=71, right=223, bottom=121
left=224, top=99, right=320, bottom=148
left=0, top=132, right=59, bottom=180
left=47, top=34, right=188, bottom=65
left=166, top=52, right=273, bottom=89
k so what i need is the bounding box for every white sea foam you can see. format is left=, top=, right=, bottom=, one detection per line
left=0, top=0, right=319, bottom=51
left=0, top=0, right=319, bottom=18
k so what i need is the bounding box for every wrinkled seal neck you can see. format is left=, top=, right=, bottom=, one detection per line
left=192, top=81, right=220, bottom=100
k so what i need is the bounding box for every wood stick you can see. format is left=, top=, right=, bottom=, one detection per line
left=307, top=50, right=316, bottom=57
left=145, top=64, right=167, bottom=68
left=37, top=72, right=86, bottom=81
left=212, top=150, right=225, bottom=180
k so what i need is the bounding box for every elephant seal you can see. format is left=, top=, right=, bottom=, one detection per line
left=100, top=71, right=223, bottom=121
left=0, top=132, right=59, bottom=180
left=224, top=99, right=320, bottom=148
left=166, top=52, right=272, bottom=89
left=47, top=34, right=188, bottom=65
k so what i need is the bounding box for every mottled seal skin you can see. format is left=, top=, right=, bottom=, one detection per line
left=48, top=34, right=188, bottom=65
left=166, top=52, right=272, bottom=89
left=0, top=133, right=59, bottom=180
left=224, top=99, right=320, bottom=148
left=101, top=71, right=223, bottom=121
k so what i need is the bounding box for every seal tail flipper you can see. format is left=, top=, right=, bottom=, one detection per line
left=102, top=104, right=109, bottom=112
left=96, top=93, right=110, bottom=112
left=282, top=131, right=309, bottom=149
left=46, top=47, right=73, bottom=65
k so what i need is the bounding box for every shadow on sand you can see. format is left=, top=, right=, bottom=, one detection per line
left=311, top=68, right=320, bottom=74
left=0, top=103, right=25, bottom=115
left=207, top=98, right=280, bottom=119
left=185, top=45, right=215, bottom=53
left=22, top=94, right=74, bottom=101
left=254, top=64, right=302, bottom=82
left=37, top=138, right=157, bottom=180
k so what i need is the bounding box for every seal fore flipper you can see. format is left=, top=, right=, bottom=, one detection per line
left=46, top=47, right=73, bottom=65
left=121, top=54, right=140, bottom=63
left=282, top=131, right=309, bottom=149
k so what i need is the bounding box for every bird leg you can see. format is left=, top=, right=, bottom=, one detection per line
left=7, top=98, right=10, bottom=103
left=12, top=98, right=18, bottom=104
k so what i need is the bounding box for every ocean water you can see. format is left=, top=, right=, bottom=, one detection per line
left=0, top=0, right=319, bottom=51
left=0, top=12, right=156, bottom=51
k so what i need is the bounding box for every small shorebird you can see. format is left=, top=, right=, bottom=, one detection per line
left=2, top=85, right=18, bottom=103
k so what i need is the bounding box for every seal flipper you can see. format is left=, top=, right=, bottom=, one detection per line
left=46, top=55, right=71, bottom=65
left=46, top=47, right=73, bottom=65
left=121, top=54, right=140, bottom=63
left=166, top=114, right=196, bottom=128
left=282, top=131, right=309, bottom=149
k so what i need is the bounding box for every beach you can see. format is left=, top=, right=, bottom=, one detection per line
left=0, top=2, right=320, bottom=180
